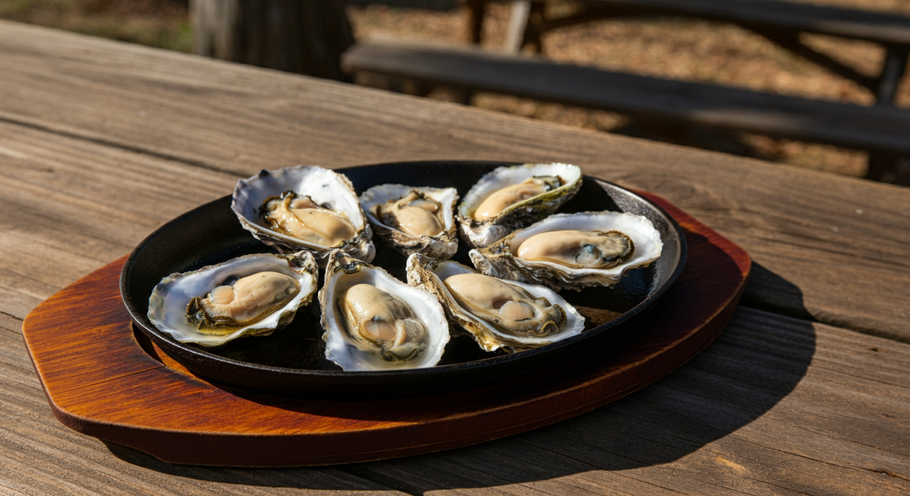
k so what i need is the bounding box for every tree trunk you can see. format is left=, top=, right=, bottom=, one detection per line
left=191, top=0, right=353, bottom=81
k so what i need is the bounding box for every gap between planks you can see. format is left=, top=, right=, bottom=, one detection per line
left=0, top=114, right=233, bottom=176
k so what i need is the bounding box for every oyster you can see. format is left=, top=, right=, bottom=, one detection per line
left=232, top=165, right=375, bottom=264
left=360, top=184, right=459, bottom=259
left=261, top=191, right=357, bottom=248
left=319, top=250, right=449, bottom=370
left=186, top=271, right=301, bottom=330
left=147, top=251, right=319, bottom=347
left=472, top=176, right=562, bottom=221
left=469, top=211, right=662, bottom=291
left=407, top=253, right=585, bottom=352
left=457, top=163, right=583, bottom=248
left=516, top=230, right=634, bottom=269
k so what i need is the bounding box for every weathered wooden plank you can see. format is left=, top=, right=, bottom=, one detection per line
left=0, top=120, right=239, bottom=318
left=0, top=21, right=907, bottom=342
left=1, top=320, right=401, bottom=495
left=5, top=290, right=910, bottom=493
left=341, top=308, right=910, bottom=495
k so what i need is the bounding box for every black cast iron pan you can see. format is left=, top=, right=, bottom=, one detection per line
left=120, top=161, right=687, bottom=398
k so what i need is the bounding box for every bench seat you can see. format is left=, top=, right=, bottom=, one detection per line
left=342, top=38, right=910, bottom=155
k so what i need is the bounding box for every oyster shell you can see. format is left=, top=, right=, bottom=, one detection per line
left=469, top=211, right=662, bottom=291
left=232, top=165, right=375, bottom=264
left=319, top=250, right=450, bottom=371
left=407, top=253, right=585, bottom=352
left=360, top=184, right=459, bottom=259
left=147, top=251, right=319, bottom=347
left=456, top=163, right=583, bottom=248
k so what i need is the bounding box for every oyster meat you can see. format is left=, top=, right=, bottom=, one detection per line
left=336, top=283, right=429, bottom=362
left=376, top=190, right=444, bottom=236
left=261, top=191, right=357, bottom=248
left=360, top=184, right=459, bottom=259
left=147, top=251, right=319, bottom=346
left=457, top=163, right=583, bottom=248
left=472, top=175, right=562, bottom=221
left=186, top=271, right=301, bottom=331
left=407, top=253, right=585, bottom=352
left=232, top=165, right=375, bottom=263
left=515, top=230, right=634, bottom=269
left=320, top=250, right=449, bottom=370
left=469, top=211, right=662, bottom=291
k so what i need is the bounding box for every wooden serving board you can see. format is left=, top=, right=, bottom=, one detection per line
left=21, top=193, right=750, bottom=467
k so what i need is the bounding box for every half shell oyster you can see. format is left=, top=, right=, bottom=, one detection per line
left=232, top=165, right=375, bottom=264
left=407, top=253, right=585, bottom=352
left=360, top=184, right=459, bottom=259
left=319, top=250, right=450, bottom=371
left=147, top=251, right=319, bottom=347
left=469, top=211, right=662, bottom=291
left=457, top=163, right=583, bottom=248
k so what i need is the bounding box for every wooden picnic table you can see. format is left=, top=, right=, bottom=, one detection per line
left=351, top=0, right=910, bottom=183
left=1, top=19, right=909, bottom=494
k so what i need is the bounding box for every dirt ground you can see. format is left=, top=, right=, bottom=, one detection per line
left=3, top=0, right=908, bottom=181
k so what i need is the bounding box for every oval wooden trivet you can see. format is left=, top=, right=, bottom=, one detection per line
left=21, top=193, right=750, bottom=467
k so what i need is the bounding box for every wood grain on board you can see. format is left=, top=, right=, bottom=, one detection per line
left=0, top=20, right=907, bottom=342
left=8, top=280, right=910, bottom=493
left=21, top=193, right=749, bottom=466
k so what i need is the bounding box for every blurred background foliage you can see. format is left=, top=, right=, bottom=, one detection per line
left=0, top=0, right=193, bottom=51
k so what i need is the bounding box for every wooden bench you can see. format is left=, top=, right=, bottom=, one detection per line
left=343, top=38, right=910, bottom=153
left=342, top=0, right=910, bottom=182
left=490, top=0, right=910, bottom=105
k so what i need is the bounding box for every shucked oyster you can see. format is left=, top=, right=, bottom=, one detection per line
left=516, top=230, right=634, bottom=269
left=469, top=211, right=662, bottom=291
left=147, top=251, right=319, bottom=346
left=186, top=271, right=301, bottom=331
left=337, top=283, right=428, bottom=361
left=319, top=250, right=449, bottom=370
left=260, top=191, right=357, bottom=249
left=457, top=163, right=583, bottom=248
left=472, top=176, right=562, bottom=221
left=232, top=165, right=375, bottom=264
left=407, top=253, right=585, bottom=352
left=360, top=184, right=459, bottom=259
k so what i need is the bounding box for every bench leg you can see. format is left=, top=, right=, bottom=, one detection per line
left=505, top=1, right=532, bottom=53
left=525, top=2, right=546, bottom=53
left=464, top=0, right=487, bottom=45
left=504, top=0, right=546, bottom=53
left=867, top=154, right=910, bottom=186
left=875, top=46, right=909, bottom=104
left=867, top=47, right=910, bottom=183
